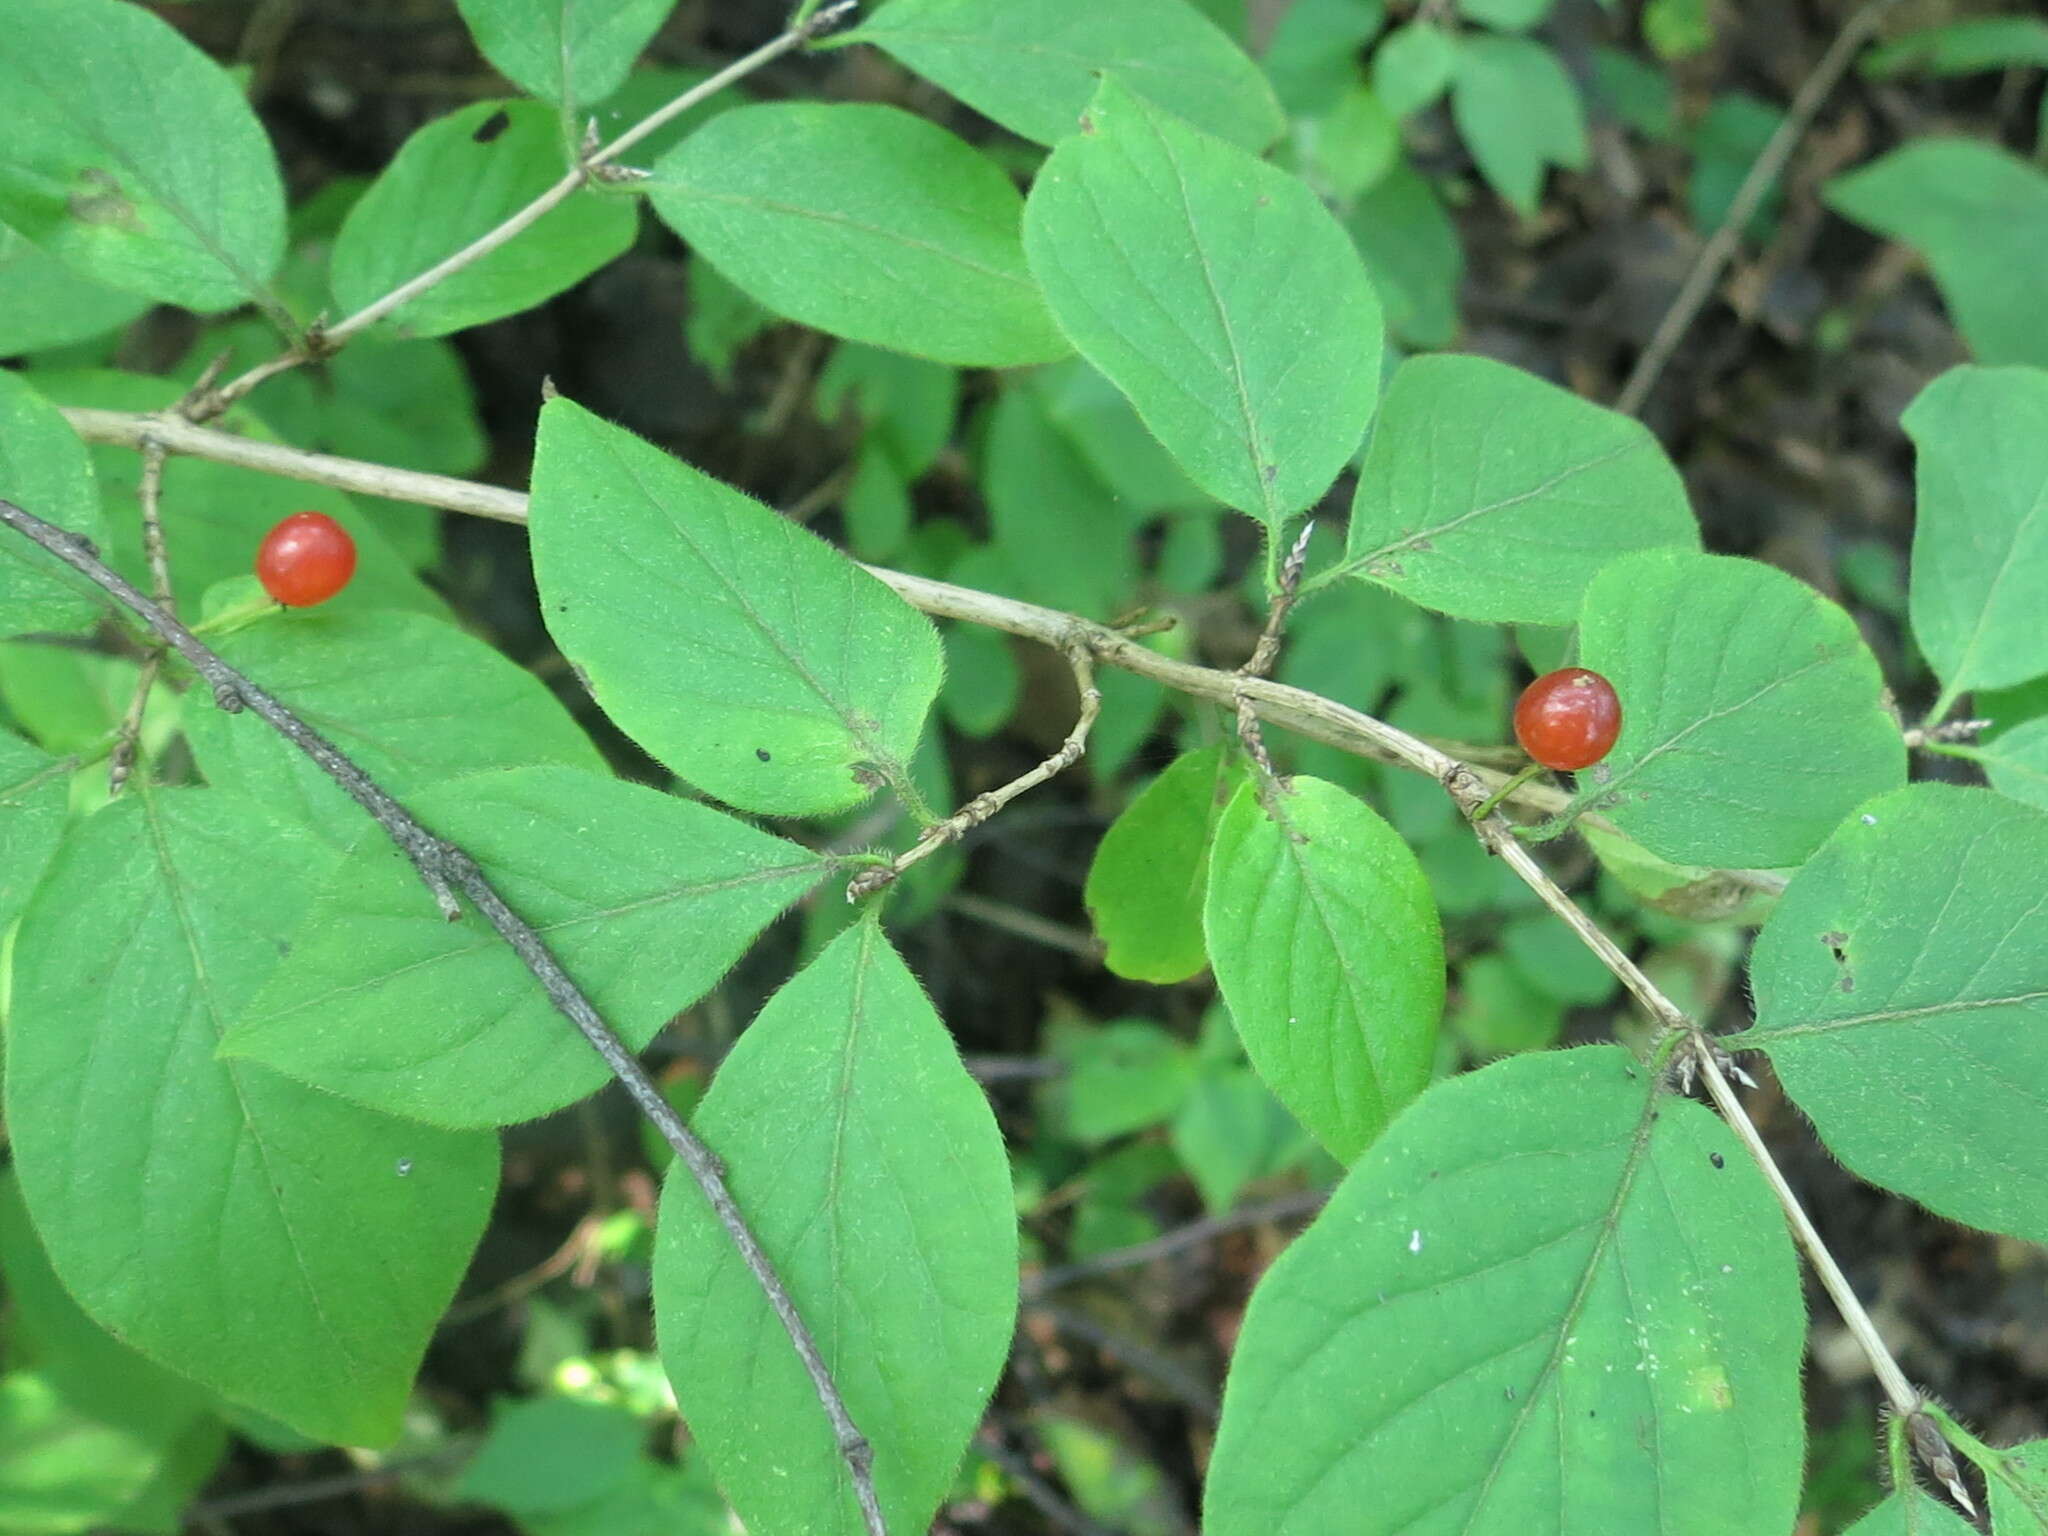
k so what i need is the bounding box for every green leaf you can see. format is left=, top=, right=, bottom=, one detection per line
left=1342, top=354, right=1696, bottom=622
left=0, top=371, right=106, bottom=636
left=1644, top=0, right=1713, bottom=59
left=1047, top=1018, right=1198, bottom=1143
left=1203, top=777, right=1443, bottom=1163
left=226, top=767, right=823, bottom=1127
left=848, top=0, right=1283, bottom=151
left=939, top=621, right=1019, bottom=739
left=330, top=100, right=636, bottom=338
left=1451, top=34, right=1588, bottom=216
left=1372, top=22, right=1456, bottom=119
left=6, top=790, right=497, bottom=1445
left=1028, top=357, right=1209, bottom=515
left=0, top=0, right=285, bottom=313
left=1452, top=951, right=1565, bottom=1059
left=1204, top=1047, right=1806, bottom=1536
left=1840, top=1489, right=1978, bottom=1535
left=1500, top=912, right=1620, bottom=1007
left=1460, top=0, right=1555, bottom=31
left=683, top=254, right=773, bottom=385
left=1572, top=549, right=1905, bottom=869
left=655, top=920, right=1015, bottom=1536
left=1171, top=1062, right=1313, bottom=1212
left=0, top=729, right=71, bottom=933
left=1023, top=77, right=1384, bottom=533
left=0, top=1373, right=167, bottom=1533
left=0, top=223, right=150, bottom=355
left=1987, top=1439, right=2048, bottom=1533
left=646, top=102, right=1068, bottom=367
left=1964, top=716, right=2048, bottom=811
left=1738, top=784, right=2048, bottom=1246
left=1262, top=0, right=1387, bottom=117
left=1343, top=160, right=1463, bottom=348
left=1825, top=140, right=2048, bottom=370
left=839, top=442, right=912, bottom=563
left=1300, top=84, right=1399, bottom=202
left=183, top=610, right=601, bottom=844
left=815, top=342, right=959, bottom=480
left=529, top=398, right=943, bottom=816
left=1862, top=17, right=2048, bottom=80
left=0, top=1175, right=214, bottom=1448
left=1689, top=93, right=1785, bottom=242
left=982, top=378, right=1136, bottom=619
left=1085, top=743, right=1238, bottom=983
left=455, top=1396, right=647, bottom=1515
left=453, top=0, right=678, bottom=106
left=1590, top=45, right=1677, bottom=140
left=1901, top=366, right=2048, bottom=705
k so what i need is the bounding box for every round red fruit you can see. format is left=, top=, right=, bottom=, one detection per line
left=1513, top=667, right=1621, bottom=772
left=256, top=512, right=357, bottom=607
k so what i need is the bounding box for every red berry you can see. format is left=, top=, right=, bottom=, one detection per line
left=256, top=512, right=356, bottom=607
left=1513, top=667, right=1622, bottom=772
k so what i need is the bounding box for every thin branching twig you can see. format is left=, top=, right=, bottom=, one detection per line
left=0, top=495, right=890, bottom=1536
left=847, top=642, right=1101, bottom=900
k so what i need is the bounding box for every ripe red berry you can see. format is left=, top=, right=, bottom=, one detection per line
left=256, top=512, right=357, bottom=607
left=1513, top=667, right=1622, bottom=772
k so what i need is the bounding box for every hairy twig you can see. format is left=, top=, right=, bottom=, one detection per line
left=0, top=495, right=889, bottom=1536
left=1614, top=0, right=1903, bottom=416
left=847, top=643, right=1100, bottom=900
left=1235, top=520, right=1315, bottom=781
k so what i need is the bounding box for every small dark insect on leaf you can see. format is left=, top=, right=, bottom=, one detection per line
left=473, top=109, right=511, bottom=144
left=1710, top=1152, right=1725, bottom=1169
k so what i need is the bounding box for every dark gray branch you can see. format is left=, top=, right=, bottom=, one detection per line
left=0, top=495, right=887, bottom=1536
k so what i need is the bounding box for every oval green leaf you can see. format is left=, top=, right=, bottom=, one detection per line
left=1085, top=743, right=1240, bottom=983
left=1205, top=1046, right=1806, bottom=1536
left=453, top=0, right=677, bottom=106
left=646, top=102, right=1068, bottom=367
left=1573, top=549, right=1906, bottom=869
left=845, top=0, right=1283, bottom=150
left=1901, top=366, right=2048, bottom=706
left=1342, top=354, right=1697, bottom=623
left=330, top=100, right=636, bottom=338
left=1022, top=77, right=1384, bottom=532
left=1740, top=784, right=2048, bottom=1246
left=655, top=920, right=1016, bottom=1536
left=0, top=0, right=285, bottom=311
left=1450, top=34, right=1587, bottom=216
left=6, top=790, right=497, bottom=1446
left=1826, top=141, right=2048, bottom=369
left=224, top=767, right=826, bottom=1128
left=529, top=398, right=942, bottom=816
left=1203, top=776, right=1443, bottom=1163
